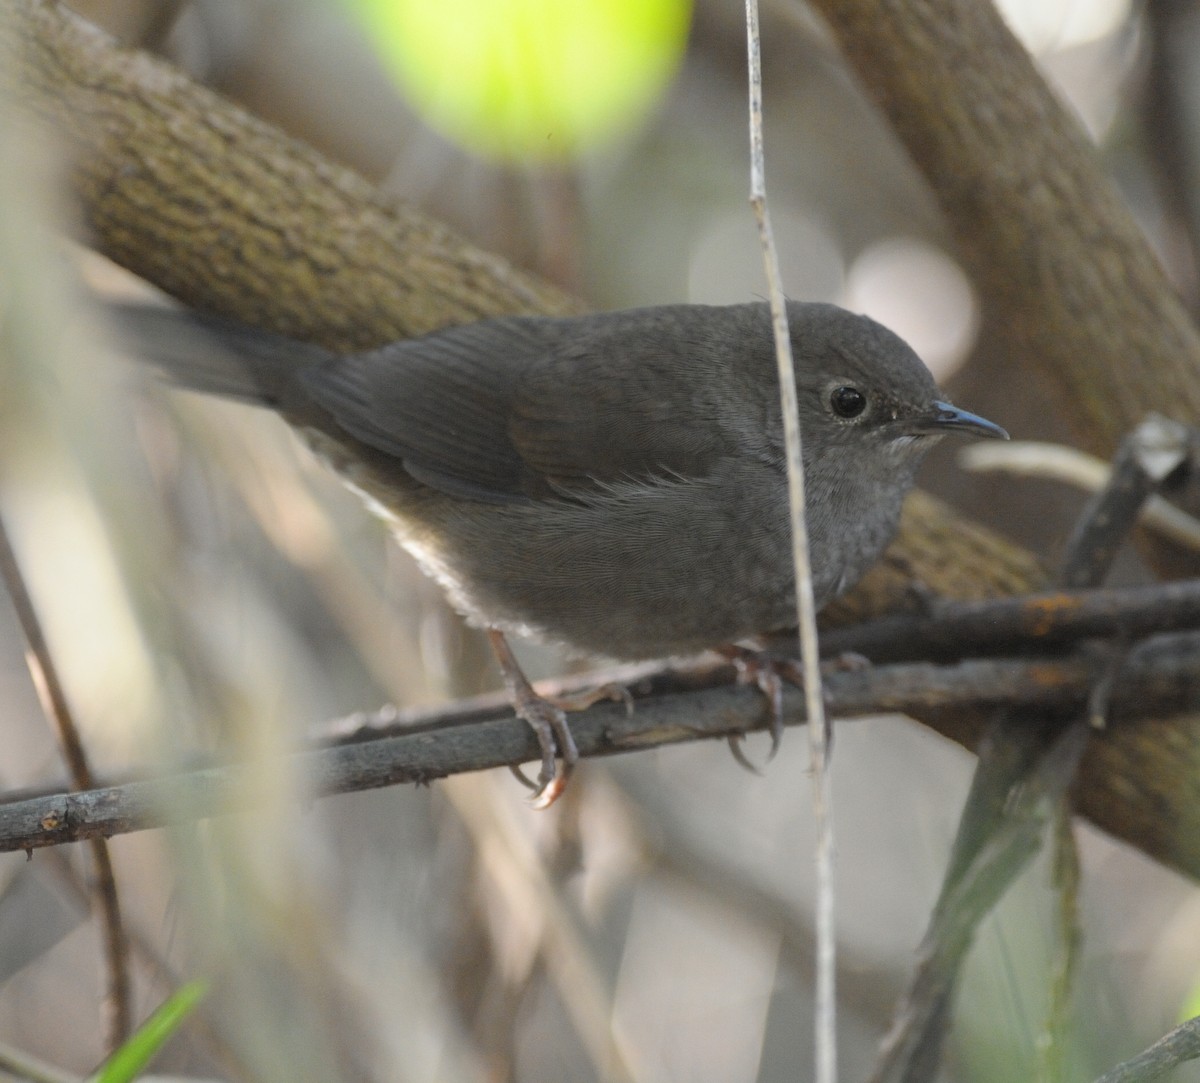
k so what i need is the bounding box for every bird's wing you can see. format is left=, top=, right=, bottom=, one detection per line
left=300, top=315, right=738, bottom=504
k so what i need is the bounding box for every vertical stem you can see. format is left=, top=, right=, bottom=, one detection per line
left=0, top=514, right=131, bottom=1047
left=745, top=4, right=836, bottom=1080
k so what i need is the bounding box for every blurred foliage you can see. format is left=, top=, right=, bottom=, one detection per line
left=344, top=0, right=692, bottom=159
left=92, top=981, right=208, bottom=1083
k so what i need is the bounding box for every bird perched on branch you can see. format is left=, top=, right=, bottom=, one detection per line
left=116, top=300, right=1006, bottom=805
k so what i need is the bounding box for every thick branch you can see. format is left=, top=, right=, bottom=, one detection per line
left=7, top=2, right=578, bottom=348
left=805, top=0, right=1200, bottom=454
left=4, top=632, right=1200, bottom=857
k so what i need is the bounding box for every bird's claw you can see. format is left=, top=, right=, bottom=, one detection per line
left=489, top=623, right=630, bottom=807
left=727, top=733, right=766, bottom=775
left=508, top=762, right=539, bottom=792
left=508, top=685, right=579, bottom=808
left=720, top=646, right=791, bottom=773
left=718, top=646, right=865, bottom=771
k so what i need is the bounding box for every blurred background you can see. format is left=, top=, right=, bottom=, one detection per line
left=2, top=0, right=1200, bottom=1080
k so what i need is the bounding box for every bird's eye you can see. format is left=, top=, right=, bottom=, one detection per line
left=829, top=385, right=867, bottom=419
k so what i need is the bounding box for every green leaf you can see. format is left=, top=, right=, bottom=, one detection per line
left=90, top=981, right=207, bottom=1083
left=1183, top=980, right=1200, bottom=1026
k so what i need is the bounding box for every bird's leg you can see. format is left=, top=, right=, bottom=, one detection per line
left=488, top=629, right=606, bottom=810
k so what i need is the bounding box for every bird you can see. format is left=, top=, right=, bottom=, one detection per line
left=114, top=300, right=1007, bottom=804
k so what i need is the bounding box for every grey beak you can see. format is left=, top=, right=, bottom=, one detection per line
left=914, top=401, right=1009, bottom=440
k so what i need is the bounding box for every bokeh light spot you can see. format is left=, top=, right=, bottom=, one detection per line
left=843, top=238, right=978, bottom=381
left=348, top=0, right=692, bottom=160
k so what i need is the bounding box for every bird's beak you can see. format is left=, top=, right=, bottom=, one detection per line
left=910, top=401, right=1009, bottom=440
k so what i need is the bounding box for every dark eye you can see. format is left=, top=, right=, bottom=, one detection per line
left=830, top=385, right=867, bottom=419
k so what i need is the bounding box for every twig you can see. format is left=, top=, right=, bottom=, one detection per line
left=0, top=513, right=132, bottom=1047
left=5, top=630, right=1200, bottom=855
left=820, top=578, right=1200, bottom=664
left=1092, top=1013, right=1200, bottom=1083
left=1058, top=416, right=1193, bottom=587
left=745, top=4, right=836, bottom=1080
left=1037, top=802, right=1081, bottom=1083
left=0, top=1039, right=76, bottom=1083
left=959, top=440, right=1200, bottom=552
left=1038, top=639, right=1125, bottom=1081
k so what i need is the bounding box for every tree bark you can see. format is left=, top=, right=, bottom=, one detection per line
left=7, top=1, right=578, bottom=349
left=807, top=0, right=1200, bottom=451
left=6, top=0, right=1200, bottom=878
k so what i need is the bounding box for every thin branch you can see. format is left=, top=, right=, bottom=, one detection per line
left=820, top=578, right=1200, bottom=664
left=745, top=4, right=836, bottom=1079
left=1039, top=639, right=1122, bottom=1081
left=0, top=513, right=132, bottom=1047
left=5, top=631, right=1200, bottom=855
left=960, top=441, right=1200, bottom=552
left=1092, top=1014, right=1200, bottom=1083
left=1037, top=802, right=1082, bottom=1083
left=1058, top=416, right=1194, bottom=587
left=0, top=1039, right=76, bottom=1083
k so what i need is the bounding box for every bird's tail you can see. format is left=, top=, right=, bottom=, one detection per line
left=111, top=302, right=333, bottom=407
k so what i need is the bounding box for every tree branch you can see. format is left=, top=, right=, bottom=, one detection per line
left=823, top=576, right=1200, bottom=664
left=7, top=0, right=578, bottom=347
left=1093, top=1012, right=1200, bottom=1083
left=4, top=631, right=1200, bottom=857
left=804, top=0, right=1200, bottom=454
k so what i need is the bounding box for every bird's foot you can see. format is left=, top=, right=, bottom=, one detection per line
left=717, top=645, right=794, bottom=772
left=506, top=686, right=579, bottom=810
left=718, top=646, right=869, bottom=771
left=488, top=630, right=630, bottom=809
